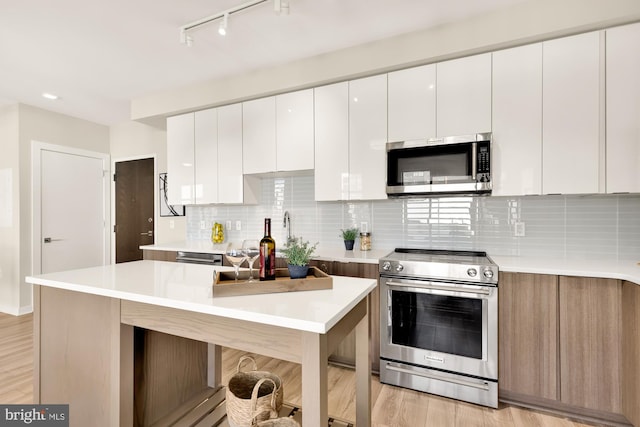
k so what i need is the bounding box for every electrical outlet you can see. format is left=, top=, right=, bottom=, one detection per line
left=235, top=220, right=242, bottom=231
left=199, top=220, right=206, bottom=230
left=225, top=220, right=232, bottom=230
left=514, top=222, right=525, bottom=237
left=169, top=220, right=175, bottom=229
left=360, top=222, right=368, bottom=233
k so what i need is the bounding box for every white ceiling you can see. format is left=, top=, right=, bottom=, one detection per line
left=0, top=0, right=527, bottom=126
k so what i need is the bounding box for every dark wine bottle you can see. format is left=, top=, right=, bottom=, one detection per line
left=259, top=218, right=276, bottom=281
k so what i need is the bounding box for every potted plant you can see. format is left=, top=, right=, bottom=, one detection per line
left=280, top=236, right=319, bottom=279
left=340, top=227, right=359, bottom=251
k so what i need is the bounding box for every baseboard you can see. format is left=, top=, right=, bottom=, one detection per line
left=500, top=389, right=632, bottom=427
left=18, top=304, right=33, bottom=315
left=0, top=304, right=33, bottom=316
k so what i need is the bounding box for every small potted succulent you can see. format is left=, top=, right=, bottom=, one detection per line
left=280, top=236, right=318, bottom=279
left=340, top=227, right=359, bottom=251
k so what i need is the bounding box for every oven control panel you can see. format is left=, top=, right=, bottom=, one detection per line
left=379, top=260, right=498, bottom=285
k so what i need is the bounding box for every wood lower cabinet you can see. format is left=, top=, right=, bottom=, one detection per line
left=499, top=272, right=558, bottom=400
left=559, top=276, right=622, bottom=414
left=309, top=259, right=380, bottom=372
left=622, top=281, right=640, bottom=426
left=500, top=273, right=634, bottom=426
left=142, top=249, right=177, bottom=261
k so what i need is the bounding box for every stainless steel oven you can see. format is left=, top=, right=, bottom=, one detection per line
left=379, top=248, right=498, bottom=408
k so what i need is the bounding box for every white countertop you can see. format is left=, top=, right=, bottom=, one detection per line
left=492, top=255, right=640, bottom=285
left=141, top=240, right=231, bottom=254
left=141, top=241, right=389, bottom=265
left=26, top=261, right=377, bottom=334
left=141, top=241, right=640, bottom=285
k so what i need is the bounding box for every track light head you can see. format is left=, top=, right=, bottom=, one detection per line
left=274, top=0, right=290, bottom=15
left=218, top=13, right=228, bottom=36
left=180, top=29, right=194, bottom=46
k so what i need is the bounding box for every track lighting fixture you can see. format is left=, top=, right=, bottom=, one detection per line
left=179, top=0, right=289, bottom=45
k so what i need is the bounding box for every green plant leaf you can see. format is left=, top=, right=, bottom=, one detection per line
left=280, top=236, right=319, bottom=266
left=340, top=227, right=359, bottom=240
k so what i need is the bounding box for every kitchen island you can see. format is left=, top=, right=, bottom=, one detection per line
left=26, top=260, right=376, bottom=427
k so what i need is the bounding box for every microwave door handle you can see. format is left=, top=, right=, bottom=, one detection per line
left=385, top=280, right=491, bottom=296
left=471, top=142, right=478, bottom=181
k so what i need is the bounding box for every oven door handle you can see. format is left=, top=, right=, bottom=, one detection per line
left=385, top=280, right=492, bottom=296
left=385, top=363, right=491, bottom=391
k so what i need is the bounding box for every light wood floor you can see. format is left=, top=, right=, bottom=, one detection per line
left=2, top=312, right=597, bottom=426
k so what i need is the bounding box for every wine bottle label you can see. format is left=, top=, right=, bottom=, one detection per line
left=259, top=245, right=276, bottom=280
left=260, top=218, right=276, bottom=281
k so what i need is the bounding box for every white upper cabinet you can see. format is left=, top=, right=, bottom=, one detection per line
left=542, top=31, right=602, bottom=195
left=276, top=89, right=314, bottom=172
left=349, top=75, right=388, bottom=200
left=437, top=53, right=492, bottom=137
left=388, top=64, right=437, bottom=142
left=492, top=44, right=543, bottom=196
left=194, top=109, right=218, bottom=205
left=606, top=23, right=640, bottom=194
left=167, top=105, right=256, bottom=206
left=167, top=113, right=195, bottom=206
left=242, top=91, right=313, bottom=175
left=242, top=96, right=276, bottom=174
left=217, top=103, right=250, bottom=204
left=314, top=82, right=349, bottom=201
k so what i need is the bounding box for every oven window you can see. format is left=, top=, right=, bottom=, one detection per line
left=391, top=290, right=483, bottom=359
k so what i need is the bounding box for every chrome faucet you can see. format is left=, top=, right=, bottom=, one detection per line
left=283, top=211, right=291, bottom=241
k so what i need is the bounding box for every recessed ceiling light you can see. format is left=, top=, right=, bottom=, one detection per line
left=42, top=92, right=59, bottom=100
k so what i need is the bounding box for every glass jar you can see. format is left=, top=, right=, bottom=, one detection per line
left=359, top=232, right=371, bottom=251
left=212, top=222, right=224, bottom=243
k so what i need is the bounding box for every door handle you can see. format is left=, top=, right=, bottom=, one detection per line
left=43, top=237, right=63, bottom=243
left=140, top=231, right=153, bottom=237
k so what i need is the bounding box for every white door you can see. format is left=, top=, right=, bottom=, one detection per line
left=40, top=148, right=108, bottom=273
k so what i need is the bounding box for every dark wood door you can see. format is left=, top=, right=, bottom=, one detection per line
left=115, top=158, right=154, bottom=263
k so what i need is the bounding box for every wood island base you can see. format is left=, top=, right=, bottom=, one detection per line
left=33, top=285, right=371, bottom=427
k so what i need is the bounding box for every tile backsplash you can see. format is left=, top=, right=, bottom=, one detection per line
left=186, top=175, right=640, bottom=260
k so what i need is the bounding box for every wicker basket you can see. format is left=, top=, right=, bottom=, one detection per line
left=226, top=356, right=284, bottom=427
left=255, top=416, right=300, bottom=427
left=249, top=379, right=299, bottom=427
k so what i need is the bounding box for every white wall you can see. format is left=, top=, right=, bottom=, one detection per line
left=131, top=0, right=640, bottom=122
left=109, top=121, right=186, bottom=244
left=0, top=104, right=110, bottom=315
left=0, top=105, right=20, bottom=314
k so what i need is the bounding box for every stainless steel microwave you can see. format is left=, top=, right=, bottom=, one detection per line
left=386, top=133, right=492, bottom=197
